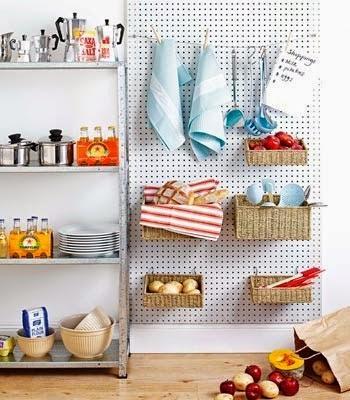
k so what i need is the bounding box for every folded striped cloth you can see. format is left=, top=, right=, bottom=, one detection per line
left=140, top=178, right=224, bottom=241
left=140, top=203, right=224, bottom=241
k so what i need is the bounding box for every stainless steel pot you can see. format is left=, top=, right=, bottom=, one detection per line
left=0, top=134, right=36, bottom=166
left=38, top=130, right=75, bottom=166
left=0, top=32, right=14, bottom=62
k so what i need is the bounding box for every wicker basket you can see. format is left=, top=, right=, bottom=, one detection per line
left=142, top=225, right=191, bottom=240
left=245, top=139, right=308, bottom=166
left=250, top=275, right=312, bottom=304
left=143, top=274, right=204, bottom=308
left=234, top=195, right=311, bottom=240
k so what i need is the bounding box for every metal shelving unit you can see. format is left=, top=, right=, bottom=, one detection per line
left=0, top=62, right=129, bottom=378
left=0, top=340, right=119, bottom=369
left=0, top=164, right=119, bottom=173
left=0, top=62, right=121, bottom=70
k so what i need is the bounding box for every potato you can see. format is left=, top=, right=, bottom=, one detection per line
left=259, top=380, right=279, bottom=399
left=312, top=360, right=329, bottom=376
left=214, top=394, right=233, bottom=400
left=321, top=370, right=336, bottom=385
left=148, top=280, right=164, bottom=293
left=167, top=281, right=183, bottom=292
left=186, top=289, right=201, bottom=295
left=182, top=278, right=198, bottom=290
left=158, top=283, right=181, bottom=294
left=233, top=372, right=254, bottom=391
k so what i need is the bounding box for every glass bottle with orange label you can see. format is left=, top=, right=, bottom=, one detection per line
left=77, top=126, right=90, bottom=166
left=86, top=126, right=109, bottom=165
left=20, top=219, right=39, bottom=258
left=9, top=218, right=21, bottom=258
left=0, top=219, right=8, bottom=259
left=107, top=125, right=119, bottom=166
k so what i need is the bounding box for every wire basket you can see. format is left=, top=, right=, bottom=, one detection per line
left=143, top=274, right=204, bottom=308
left=233, top=195, right=311, bottom=240
left=250, top=275, right=312, bottom=304
left=245, top=139, right=308, bottom=166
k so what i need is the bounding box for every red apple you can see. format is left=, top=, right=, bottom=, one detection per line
left=275, top=131, right=294, bottom=147
left=291, top=142, right=304, bottom=150
left=263, top=135, right=280, bottom=150
left=253, top=145, right=265, bottom=151
left=220, top=380, right=236, bottom=396
left=249, top=140, right=262, bottom=150
left=280, top=377, right=299, bottom=396
left=268, top=371, right=285, bottom=388
left=245, top=365, right=262, bottom=383
left=279, top=145, right=290, bottom=150
left=245, top=383, right=262, bottom=400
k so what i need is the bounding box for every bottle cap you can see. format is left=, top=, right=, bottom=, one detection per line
left=94, top=126, right=102, bottom=130
left=80, top=126, right=88, bottom=130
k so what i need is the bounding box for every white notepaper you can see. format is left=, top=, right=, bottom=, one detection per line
left=265, top=47, right=319, bottom=116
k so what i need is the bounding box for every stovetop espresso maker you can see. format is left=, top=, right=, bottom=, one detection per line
left=96, top=19, right=125, bottom=62
left=55, top=12, right=86, bottom=62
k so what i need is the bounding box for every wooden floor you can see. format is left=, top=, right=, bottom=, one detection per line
left=1, top=354, right=349, bottom=399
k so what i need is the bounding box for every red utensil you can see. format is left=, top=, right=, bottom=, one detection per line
left=265, top=267, right=323, bottom=289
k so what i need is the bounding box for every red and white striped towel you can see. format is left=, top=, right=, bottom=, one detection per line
left=140, top=203, right=224, bottom=241
left=144, top=178, right=220, bottom=203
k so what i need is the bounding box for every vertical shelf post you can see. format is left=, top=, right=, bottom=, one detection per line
left=117, top=63, right=130, bottom=378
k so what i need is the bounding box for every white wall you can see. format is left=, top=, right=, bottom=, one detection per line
left=0, top=0, right=124, bottom=328
left=321, top=1, right=350, bottom=314
left=1, top=0, right=349, bottom=350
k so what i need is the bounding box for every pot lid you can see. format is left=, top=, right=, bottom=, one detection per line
left=0, top=134, right=33, bottom=148
left=38, top=129, right=75, bottom=145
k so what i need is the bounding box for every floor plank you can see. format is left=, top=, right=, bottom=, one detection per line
left=0, top=353, right=349, bottom=400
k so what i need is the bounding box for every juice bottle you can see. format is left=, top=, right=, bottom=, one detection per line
left=107, top=125, right=119, bottom=166
left=38, top=218, right=51, bottom=258
left=31, top=216, right=38, bottom=232
left=87, top=126, right=109, bottom=165
left=20, top=219, right=39, bottom=258
left=0, top=219, right=8, bottom=258
left=9, top=218, right=21, bottom=258
left=77, top=126, right=90, bottom=166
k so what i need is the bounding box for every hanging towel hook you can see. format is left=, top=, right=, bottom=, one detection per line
left=203, top=27, right=209, bottom=50
left=151, top=25, right=162, bottom=44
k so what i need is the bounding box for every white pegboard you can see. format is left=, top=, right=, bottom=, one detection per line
left=127, top=0, right=321, bottom=324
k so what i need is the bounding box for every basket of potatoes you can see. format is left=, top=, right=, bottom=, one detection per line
left=144, top=274, right=203, bottom=308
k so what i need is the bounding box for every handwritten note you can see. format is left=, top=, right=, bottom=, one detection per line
left=265, top=47, right=319, bottom=116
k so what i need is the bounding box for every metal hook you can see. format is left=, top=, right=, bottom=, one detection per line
left=247, top=45, right=256, bottom=64
left=254, top=267, right=259, bottom=276
left=259, top=45, right=266, bottom=58
left=191, top=267, right=197, bottom=275
left=149, top=267, right=154, bottom=274
left=295, top=266, right=299, bottom=275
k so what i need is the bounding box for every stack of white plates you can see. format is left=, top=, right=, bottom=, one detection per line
left=58, top=224, right=120, bottom=258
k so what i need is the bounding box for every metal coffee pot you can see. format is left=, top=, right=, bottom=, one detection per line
left=32, top=29, right=59, bottom=62
left=96, top=19, right=125, bottom=62
left=10, top=35, right=31, bottom=62
left=0, top=32, right=14, bottom=62
left=55, top=12, right=86, bottom=62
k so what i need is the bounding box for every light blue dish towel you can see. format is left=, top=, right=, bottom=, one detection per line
left=189, top=45, right=231, bottom=161
left=148, top=39, right=192, bottom=152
